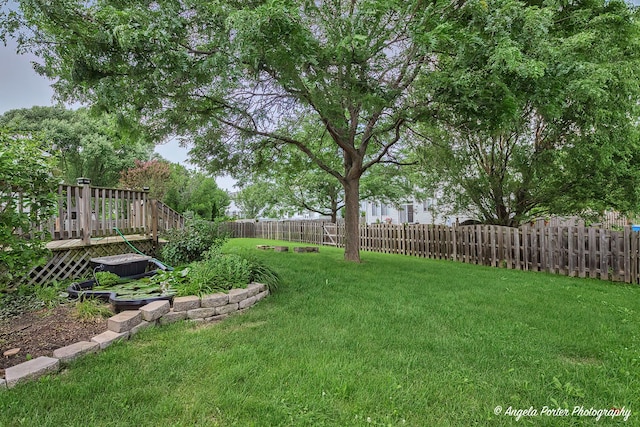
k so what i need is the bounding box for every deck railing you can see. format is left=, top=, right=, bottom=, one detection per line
left=33, top=179, right=185, bottom=245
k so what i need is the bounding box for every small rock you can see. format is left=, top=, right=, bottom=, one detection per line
left=3, top=348, right=20, bottom=358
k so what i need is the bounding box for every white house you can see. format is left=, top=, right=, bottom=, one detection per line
left=361, top=192, right=473, bottom=225
left=226, top=191, right=329, bottom=220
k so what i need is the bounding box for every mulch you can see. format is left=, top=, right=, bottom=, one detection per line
left=0, top=306, right=108, bottom=378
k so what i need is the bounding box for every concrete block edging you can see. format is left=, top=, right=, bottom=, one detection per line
left=0, top=283, right=269, bottom=389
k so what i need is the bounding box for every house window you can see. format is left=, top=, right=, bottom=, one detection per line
left=371, top=202, right=377, bottom=216
left=381, top=204, right=388, bottom=216
left=406, top=204, right=414, bottom=223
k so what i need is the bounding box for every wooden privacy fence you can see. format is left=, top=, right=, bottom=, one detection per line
left=33, top=180, right=184, bottom=244
left=225, top=221, right=640, bottom=284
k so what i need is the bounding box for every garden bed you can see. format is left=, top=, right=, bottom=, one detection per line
left=0, top=305, right=108, bottom=376
left=1, top=283, right=269, bottom=387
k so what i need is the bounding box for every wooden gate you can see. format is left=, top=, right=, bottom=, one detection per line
left=323, top=223, right=338, bottom=246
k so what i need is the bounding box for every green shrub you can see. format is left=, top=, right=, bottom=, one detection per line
left=174, top=249, right=251, bottom=296
left=223, top=248, right=281, bottom=292
left=0, top=130, right=57, bottom=290
left=160, top=214, right=228, bottom=266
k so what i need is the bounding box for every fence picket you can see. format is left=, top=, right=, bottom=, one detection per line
left=600, top=229, right=609, bottom=281
left=221, top=220, right=640, bottom=285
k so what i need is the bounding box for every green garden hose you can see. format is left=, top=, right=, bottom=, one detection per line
left=113, top=227, right=173, bottom=271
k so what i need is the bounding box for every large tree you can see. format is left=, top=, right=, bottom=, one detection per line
left=1, top=0, right=448, bottom=261
left=414, top=0, right=640, bottom=225
left=0, top=106, right=154, bottom=187
left=232, top=182, right=276, bottom=220
left=235, top=125, right=416, bottom=222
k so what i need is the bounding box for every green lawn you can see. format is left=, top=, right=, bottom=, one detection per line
left=1, top=238, right=639, bottom=426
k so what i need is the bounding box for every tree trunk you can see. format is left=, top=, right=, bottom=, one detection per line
left=343, top=177, right=361, bottom=262
left=330, top=198, right=338, bottom=223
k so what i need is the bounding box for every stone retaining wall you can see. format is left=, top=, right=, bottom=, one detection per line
left=0, top=283, right=269, bottom=389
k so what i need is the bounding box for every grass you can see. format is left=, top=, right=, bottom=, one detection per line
left=1, top=238, right=639, bottom=426
left=72, top=299, right=114, bottom=321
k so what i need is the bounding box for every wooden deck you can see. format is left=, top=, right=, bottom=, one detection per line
left=46, top=234, right=153, bottom=251
left=27, top=234, right=167, bottom=287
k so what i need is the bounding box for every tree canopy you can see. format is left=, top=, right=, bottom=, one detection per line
left=1, top=0, right=447, bottom=261
left=2, top=0, right=639, bottom=261
left=119, top=159, right=171, bottom=200
left=232, top=182, right=275, bottom=220
left=158, top=163, right=229, bottom=220
left=0, top=106, right=154, bottom=187
left=414, top=0, right=640, bottom=225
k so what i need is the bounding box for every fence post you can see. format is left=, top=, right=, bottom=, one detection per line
left=403, top=223, right=408, bottom=256
left=76, top=177, right=92, bottom=245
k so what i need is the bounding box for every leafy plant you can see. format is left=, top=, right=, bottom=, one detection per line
left=0, top=129, right=57, bottom=290
left=93, top=271, right=122, bottom=287
left=91, top=271, right=183, bottom=300
left=223, top=247, right=281, bottom=292
left=33, top=281, right=68, bottom=308
left=149, top=268, right=190, bottom=291
left=73, top=299, right=113, bottom=321
left=160, top=214, right=229, bottom=265
left=246, top=259, right=280, bottom=293
left=0, top=280, right=69, bottom=318
left=0, top=292, right=42, bottom=320
left=174, top=250, right=251, bottom=296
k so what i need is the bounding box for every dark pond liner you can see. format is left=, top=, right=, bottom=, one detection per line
left=90, top=254, right=153, bottom=277
left=67, top=270, right=175, bottom=313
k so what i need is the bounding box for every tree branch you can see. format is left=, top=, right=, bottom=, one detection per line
left=362, top=117, right=405, bottom=171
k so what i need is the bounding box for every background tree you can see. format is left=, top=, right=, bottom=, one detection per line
left=162, top=163, right=191, bottom=213
left=414, top=0, right=640, bottom=225
left=179, top=175, right=230, bottom=221
left=119, top=159, right=171, bottom=200
left=0, top=128, right=57, bottom=291
left=162, top=163, right=230, bottom=220
left=1, top=0, right=452, bottom=261
left=242, top=161, right=418, bottom=223
left=0, top=106, right=154, bottom=187
left=267, top=170, right=345, bottom=223
left=235, top=121, right=417, bottom=222
left=233, top=183, right=276, bottom=220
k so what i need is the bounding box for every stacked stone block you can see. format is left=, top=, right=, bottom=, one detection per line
left=0, top=283, right=269, bottom=389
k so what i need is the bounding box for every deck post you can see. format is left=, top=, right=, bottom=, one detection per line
left=76, top=178, right=92, bottom=245
left=150, top=199, right=159, bottom=245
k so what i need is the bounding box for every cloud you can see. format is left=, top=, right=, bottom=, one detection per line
left=0, top=41, right=55, bottom=114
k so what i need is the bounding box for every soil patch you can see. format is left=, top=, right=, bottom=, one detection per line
left=0, top=305, right=108, bottom=377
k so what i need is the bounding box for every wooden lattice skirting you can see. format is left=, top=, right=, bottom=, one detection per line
left=27, top=240, right=157, bottom=287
